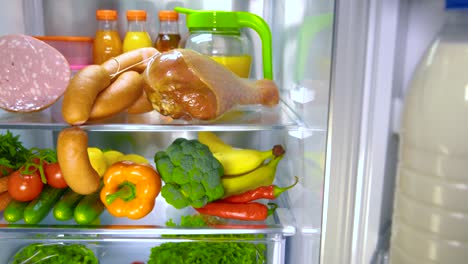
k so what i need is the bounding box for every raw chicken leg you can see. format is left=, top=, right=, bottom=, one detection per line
left=143, top=49, right=279, bottom=120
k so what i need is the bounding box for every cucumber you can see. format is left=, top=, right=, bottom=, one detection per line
left=23, top=186, right=67, bottom=224
left=74, top=191, right=105, bottom=225
left=3, top=199, right=28, bottom=223
left=53, top=188, right=84, bottom=221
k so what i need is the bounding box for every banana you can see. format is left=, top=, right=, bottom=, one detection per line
left=198, top=131, right=281, bottom=176
left=221, top=155, right=284, bottom=197
left=213, top=149, right=274, bottom=176
left=198, top=131, right=232, bottom=153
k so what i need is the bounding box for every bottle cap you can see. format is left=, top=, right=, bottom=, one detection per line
left=96, top=10, right=118, bottom=21
left=159, top=10, right=179, bottom=21
left=127, top=10, right=147, bottom=21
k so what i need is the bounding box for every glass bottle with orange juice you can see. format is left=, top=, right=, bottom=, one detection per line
left=154, top=10, right=181, bottom=52
left=93, top=9, right=122, bottom=64
left=123, top=10, right=153, bottom=52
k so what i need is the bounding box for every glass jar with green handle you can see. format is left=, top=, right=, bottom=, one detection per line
left=175, top=7, right=273, bottom=80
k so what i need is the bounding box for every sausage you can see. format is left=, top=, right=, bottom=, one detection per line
left=61, top=65, right=111, bottom=125
left=89, top=71, right=144, bottom=120
left=127, top=83, right=154, bottom=114
left=0, top=34, right=70, bottom=112
left=101, top=47, right=159, bottom=76
left=57, top=127, right=100, bottom=195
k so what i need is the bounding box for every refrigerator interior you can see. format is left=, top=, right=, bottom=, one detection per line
left=0, top=0, right=334, bottom=263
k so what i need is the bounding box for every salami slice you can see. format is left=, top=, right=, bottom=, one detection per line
left=0, top=34, right=70, bottom=112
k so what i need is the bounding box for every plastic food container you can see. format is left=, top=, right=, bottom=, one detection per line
left=34, top=36, right=93, bottom=70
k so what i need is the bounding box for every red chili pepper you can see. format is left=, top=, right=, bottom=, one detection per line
left=221, top=176, right=299, bottom=203
left=195, top=202, right=278, bottom=221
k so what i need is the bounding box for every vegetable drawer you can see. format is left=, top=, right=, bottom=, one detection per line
left=1, top=234, right=286, bottom=264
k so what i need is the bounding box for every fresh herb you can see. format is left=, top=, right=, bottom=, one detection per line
left=0, top=131, right=30, bottom=176
left=21, top=147, right=58, bottom=183
left=157, top=215, right=267, bottom=263
left=10, top=243, right=99, bottom=264
left=148, top=241, right=266, bottom=264
left=166, top=214, right=209, bottom=228
left=0, top=130, right=57, bottom=183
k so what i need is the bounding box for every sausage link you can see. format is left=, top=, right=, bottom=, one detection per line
left=89, top=71, right=144, bottom=120
left=61, top=65, right=111, bottom=125
left=127, top=83, right=154, bottom=114
left=57, top=127, right=100, bottom=195
left=101, top=47, right=159, bottom=76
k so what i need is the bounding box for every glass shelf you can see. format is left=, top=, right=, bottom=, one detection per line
left=0, top=193, right=296, bottom=238
left=0, top=100, right=305, bottom=132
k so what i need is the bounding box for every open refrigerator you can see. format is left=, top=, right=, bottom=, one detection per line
left=0, top=0, right=461, bottom=263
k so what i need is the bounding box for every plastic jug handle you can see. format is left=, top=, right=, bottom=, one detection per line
left=236, top=12, right=273, bottom=80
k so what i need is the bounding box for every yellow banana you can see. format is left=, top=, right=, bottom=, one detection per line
left=198, top=131, right=282, bottom=175
left=221, top=155, right=284, bottom=197
left=198, top=131, right=232, bottom=153
left=213, top=149, right=274, bottom=176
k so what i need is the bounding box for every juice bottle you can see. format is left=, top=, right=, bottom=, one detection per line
left=123, top=10, right=152, bottom=52
left=93, top=10, right=122, bottom=64
left=154, top=10, right=181, bottom=52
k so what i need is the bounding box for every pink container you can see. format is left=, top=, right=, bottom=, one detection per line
left=34, top=36, right=93, bottom=67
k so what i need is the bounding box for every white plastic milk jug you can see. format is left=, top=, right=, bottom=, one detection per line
left=389, top=7, right=468, bottom=264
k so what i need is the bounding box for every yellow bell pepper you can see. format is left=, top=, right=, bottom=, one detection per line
left=100, top=161, right=161, bottom=219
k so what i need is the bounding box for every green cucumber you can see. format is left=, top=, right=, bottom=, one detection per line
left=3, top=199, right=28, bottom=223
left=53, top=188, right=84, bottom=221
left=74, top=191, right=105, bottom=225
left=23, top=186, right=67, bottom=224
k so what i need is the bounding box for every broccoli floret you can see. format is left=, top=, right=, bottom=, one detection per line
left=155, top=138, right=225, bottom=209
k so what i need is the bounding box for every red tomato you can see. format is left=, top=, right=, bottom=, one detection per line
left=8, top=169, right=44, bottom=202
left=44, top=162, right=68, bottom=189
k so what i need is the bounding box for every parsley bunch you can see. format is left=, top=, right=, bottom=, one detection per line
left=0, top=131, right=30, bottom=176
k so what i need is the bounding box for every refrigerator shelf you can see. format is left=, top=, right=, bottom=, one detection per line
left=0, top=193, right=296, bottom=238
left=0, top=99, right=308, bottom=132
left=0, top=223, right=295, bottom=239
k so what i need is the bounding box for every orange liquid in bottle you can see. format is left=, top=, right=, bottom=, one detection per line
left=122, top=31, right=152, bottom=52
left=210, top=55, right=252, bottom=78
left=155, top=34, right=181, bottom=52
left=93, top=30, right=122, bottom=64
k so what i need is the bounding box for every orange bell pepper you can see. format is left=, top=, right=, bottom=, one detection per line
left=100, top=161, right=161, bottom=219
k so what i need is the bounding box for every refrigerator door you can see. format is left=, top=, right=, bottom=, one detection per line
left=321, top=0, right=449, bottom=263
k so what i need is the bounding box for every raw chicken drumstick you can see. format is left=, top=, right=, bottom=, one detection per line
left=143, top=49, right=279, bottom=120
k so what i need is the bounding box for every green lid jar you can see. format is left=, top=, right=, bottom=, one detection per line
left=175, top=7, right=273, bottom=80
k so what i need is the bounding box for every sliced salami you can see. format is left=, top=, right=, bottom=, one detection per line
left=0, top=34, right=70, bottom=112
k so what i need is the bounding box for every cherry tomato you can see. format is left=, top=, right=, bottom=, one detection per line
left=8, top=169, right=44, bottom=202
left=44, top=162, right=68, bottom=189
